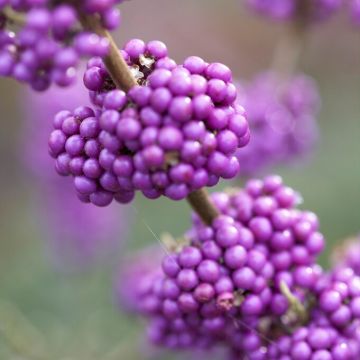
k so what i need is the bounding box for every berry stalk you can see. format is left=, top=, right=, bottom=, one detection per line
left=280, top=280, right=309, bottom=326
left=187, top=189, right=220, bottom=225
left=80, top=14, right=137, bottom=92
left=79, top=14, right=220, bottom=225
left=271, top=22, right=307, bottom=80
left=271, top=0, right=311, bottom=81
left=1, top=7, right=26, bottom=26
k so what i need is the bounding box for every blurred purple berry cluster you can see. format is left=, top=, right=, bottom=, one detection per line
left=236, top=72, right=320, bottom=176
left=48, top=39, right=250, bottom=206
left=264, top=304, right=360, bottom=360
left=0, top=0, right=125, bottom=90
left=113, top=176, right=360, bottom=359
left=22, top=79, right=126, bottom=269
left=245, top=0, right=342, bottom=22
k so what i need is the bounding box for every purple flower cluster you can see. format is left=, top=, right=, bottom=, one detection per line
left=0, top=0, right=124, bottom=90
left=245, top=0, right=342, bottom=22
left=22, top=79, right=126, bottom=269
left=114, top=176, right=360, bottom=359
left=49, top=39, right=250, bottom=205
left=236, top=72, right=320, bottom=176
left=114, top=246, right=163, bottom=313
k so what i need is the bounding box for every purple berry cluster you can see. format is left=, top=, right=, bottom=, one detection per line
left=189, top=175, right=325, bottom=319
left=315, top=267, right=360, bottom=330
left=0, top=0, right=124, bottom=90
left=49, top=105, right=136, bottom=206
left=49, top=39, right=250, bottom=205
left=236, top=72, right=319, bottom=176
left=245, top=0, right=342, bottom=22
left=265, top=317, right=360, bottom=360
left=84, top=39, right=173, bottom=104
left=115, top=176, right=358, bottom=358
left=259, top=267, right=360, bottom=360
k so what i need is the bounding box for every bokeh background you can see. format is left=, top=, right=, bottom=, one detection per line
left=0, top=0, right=359, bottom=358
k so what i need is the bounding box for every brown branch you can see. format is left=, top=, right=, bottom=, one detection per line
left=271, top=24, right=307, bottom=80
left=271, top=0, right=311, bottom=82
left=79, top=14, right=137, bottom=92
left=2, top=7, right=26, bottom=26
left=187, top=189, right=220, bottom=226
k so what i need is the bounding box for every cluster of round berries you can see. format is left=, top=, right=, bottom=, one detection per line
left=315, top=267, right=360, bottom=330
left=236, top=72, right=319, bottom=176
left=49, top=39, right=250, bottom=205
left=245, top=0, right=342, bottom=22
left=48, top=105, right=136, bottom=206
left=252, top=251, right=360, bottom=360
left=112, top=176, right=360, bottom=359
left=0, top=0, right=124, bottom=90
left=265, top=316, right=360, bottom=360
left=236, top=266, right=360, bottom=360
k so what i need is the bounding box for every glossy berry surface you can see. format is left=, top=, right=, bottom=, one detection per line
left=51, top=39, right=250, bottom=205
left=49, top=105, right=136, bottom=206
left=0, top=0, right=124, bottom=90
left=113, top=176, right=345, bottom=358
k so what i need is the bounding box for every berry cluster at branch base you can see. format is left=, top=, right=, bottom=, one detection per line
left=112, top=176, right=360, bottom=359
left=49, top=39, right=250, bottom=206
left=236, top=71, right=319, bottom=176
left=245, top=0, right=342, bottom=22
left=0, top=0, right=125, bottom=90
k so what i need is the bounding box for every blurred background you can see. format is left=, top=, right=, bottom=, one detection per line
left=0, top=0, right=359, bottom=358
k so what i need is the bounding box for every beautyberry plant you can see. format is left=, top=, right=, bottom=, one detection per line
left=0, top=0, right=358, bottom=358
left=48, top=39, right=250, bottom=208
left=0, top=0, right=125, bottom=90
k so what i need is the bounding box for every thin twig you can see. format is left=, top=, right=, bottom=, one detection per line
left=2, top=7, right=26, bottom=26
left=280, top=281, right=309, bottom=325
left=271, top=0, right=311, bottom=83
left=79, top=14, right=137, bottom=92
left=187, top=189, right=220, bottom=226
